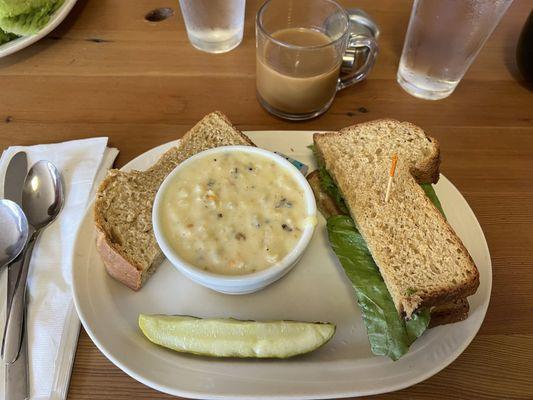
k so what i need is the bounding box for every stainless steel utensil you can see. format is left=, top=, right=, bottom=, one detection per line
left=4, top=152, right=27, bottom=205
left=2, top=160, right=64, bottom=364
left=0, top=199, right=28, bottom=267
left=3, top=151, right=30, bottom=399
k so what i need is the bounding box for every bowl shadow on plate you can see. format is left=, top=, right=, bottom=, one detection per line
left=0, top=0, right=89, bottom=67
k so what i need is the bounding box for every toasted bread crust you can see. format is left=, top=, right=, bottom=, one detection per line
left=96, top=231, right=142, bottom=291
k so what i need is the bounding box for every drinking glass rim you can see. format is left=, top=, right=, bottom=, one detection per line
left=256, top=0, right=350, bottom=50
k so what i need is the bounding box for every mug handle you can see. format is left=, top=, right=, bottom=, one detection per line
left=337, top=34, right=378, bottom=90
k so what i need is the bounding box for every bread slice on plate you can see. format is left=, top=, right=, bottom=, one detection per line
left=313, top=119, right=479, bottom=318
left=94, top=111, right=254, bottom=290
left=307, top=170, right=470, bottom=327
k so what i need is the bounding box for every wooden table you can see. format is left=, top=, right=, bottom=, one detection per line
left=1, top=0, right=531, bottom=399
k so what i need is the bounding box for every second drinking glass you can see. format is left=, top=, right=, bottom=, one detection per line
left=398, top=0, right=513, bottom=100
left=179, top=0, right=246, bottom=54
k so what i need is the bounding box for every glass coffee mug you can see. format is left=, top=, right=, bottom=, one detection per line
left=256, top=0, right=379, bottom=121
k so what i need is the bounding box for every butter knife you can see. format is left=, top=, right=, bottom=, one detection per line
left=4, top=152, right=27, bottom=204
left=3, top=151, right=29, bottom=400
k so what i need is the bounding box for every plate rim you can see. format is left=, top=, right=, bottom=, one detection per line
left=72, top=131, right=492, bottom=399
left=0, top=0, right=78, bottom=58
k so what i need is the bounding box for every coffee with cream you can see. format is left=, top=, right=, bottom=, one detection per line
left=256, top=28, right=342, bottom=116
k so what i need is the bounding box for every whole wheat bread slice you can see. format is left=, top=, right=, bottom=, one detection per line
left=313, top=119, right=479, bottom=318
left=307, top=170, right=470, bottom=327
left=94, top=112, right=254, bottom=290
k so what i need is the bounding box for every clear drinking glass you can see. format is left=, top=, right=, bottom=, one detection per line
left=398, top=0, right=513, bottom=100
left=178, top=0, right=246, bottom=54
left=256, top=0, right=378, bottom=120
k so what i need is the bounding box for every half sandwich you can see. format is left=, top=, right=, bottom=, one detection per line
left=309, top=119, right=479, bottom=360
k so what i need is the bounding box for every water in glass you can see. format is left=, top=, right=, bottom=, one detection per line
left=179, top=0, right=246, bottom=54
left=398, top=0, right=512, bottom=100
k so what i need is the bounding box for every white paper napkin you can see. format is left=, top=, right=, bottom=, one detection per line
left=0, top=138, right=119, bottom=400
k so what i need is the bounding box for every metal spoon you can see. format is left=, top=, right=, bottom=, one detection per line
left=1, top=161, right=64, bottom=364
left=0, top=199, right=28, bottom=268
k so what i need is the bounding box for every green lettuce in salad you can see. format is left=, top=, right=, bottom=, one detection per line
left=0, top=27, right=17, bottom=44
left=0, top=0, right=63, bottom=41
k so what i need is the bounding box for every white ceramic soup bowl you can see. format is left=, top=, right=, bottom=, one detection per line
left=152, top=145, right=317, bottom=294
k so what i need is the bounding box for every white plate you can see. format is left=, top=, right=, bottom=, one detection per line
left=0, top=0, right=78, bottom=58
left=72, top=131, right=491, bottom=399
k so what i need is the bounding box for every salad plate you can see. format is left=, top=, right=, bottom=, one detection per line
left=71, top=131, right=491, bottom=399
left=0, top=0, right=78, bottom=58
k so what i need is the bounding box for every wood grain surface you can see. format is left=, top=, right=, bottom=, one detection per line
left=1, top=0, right=532, bottom=399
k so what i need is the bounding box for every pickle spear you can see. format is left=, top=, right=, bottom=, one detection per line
left=139, top=314, right=335, bottom=358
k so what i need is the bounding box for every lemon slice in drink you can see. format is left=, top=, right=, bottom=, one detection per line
left=139, top=314, right=335, bottom=358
